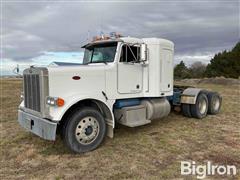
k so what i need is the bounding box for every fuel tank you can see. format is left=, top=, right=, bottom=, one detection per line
left=141, top=97, right=171, bottom=120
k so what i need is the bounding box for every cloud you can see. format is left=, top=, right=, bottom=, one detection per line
left=1, top=1, right=239, bottom=74
left=1, top=51, right=84, bottom=75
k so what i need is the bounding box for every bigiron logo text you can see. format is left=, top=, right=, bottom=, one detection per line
left=181, top=161, right=237, bottom=179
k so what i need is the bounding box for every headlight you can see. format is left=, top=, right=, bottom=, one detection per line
left=46, top=97, right=57, bottom=106
left=46, top=96, right=65, bottom=107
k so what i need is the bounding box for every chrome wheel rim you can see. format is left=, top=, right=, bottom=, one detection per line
left=213, top=97, right=220, bottom=111
left=75, top=116, right=99, bottom=145
left=199, top=98, right=207, bottom=114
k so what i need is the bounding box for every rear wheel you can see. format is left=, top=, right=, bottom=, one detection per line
left=182, top=104, right=192, bottom=117
left=63, top=107, right=106, bottom=153
left=190, top=93, right=208, bottom=119
left=207, top=92, right=222, bottom=115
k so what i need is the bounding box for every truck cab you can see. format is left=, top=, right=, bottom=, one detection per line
left=18, top=35, right=221, bottom=153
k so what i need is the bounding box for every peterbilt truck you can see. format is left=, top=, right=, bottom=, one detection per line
left=18, top=35, right=222, bottom=153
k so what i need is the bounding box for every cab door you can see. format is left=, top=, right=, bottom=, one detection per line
left=117, top=44, right=143, bottom=94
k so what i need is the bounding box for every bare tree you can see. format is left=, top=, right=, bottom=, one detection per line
left=189, top=61, right=206, bottom=78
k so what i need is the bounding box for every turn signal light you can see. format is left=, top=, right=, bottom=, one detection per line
left=57, top=98, right=65, bottom=107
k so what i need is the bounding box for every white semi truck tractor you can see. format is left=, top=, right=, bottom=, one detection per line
left=18, top=34, right=222, bottom=153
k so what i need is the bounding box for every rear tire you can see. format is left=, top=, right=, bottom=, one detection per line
left=182, top=104, right=192, bottom=117
left=190, top=93, right=208, bottom=119
left=207, top=92, right=222, bottom=115
left=63, top=107, right=106, bottom=153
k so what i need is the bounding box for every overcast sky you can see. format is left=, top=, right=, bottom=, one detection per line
left=1, top=0, right=239, bottom=75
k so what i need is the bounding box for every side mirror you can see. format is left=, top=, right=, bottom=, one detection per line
left=13, top=64, right=20, bottom=75
left=140, top=44, right=147, bottom=62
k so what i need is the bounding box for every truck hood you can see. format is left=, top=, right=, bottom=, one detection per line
left=47, top=64, right=106, bottom=98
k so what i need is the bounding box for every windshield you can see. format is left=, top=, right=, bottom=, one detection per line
left=83, top=42, right=117, bottom=64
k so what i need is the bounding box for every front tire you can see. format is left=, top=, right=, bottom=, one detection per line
left=63, top=107, right=106, bottom=153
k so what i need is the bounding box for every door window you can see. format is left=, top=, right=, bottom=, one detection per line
left=120, top=44, right=140, bottom=63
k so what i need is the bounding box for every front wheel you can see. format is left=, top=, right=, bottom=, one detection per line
left=63, top=107, right=106, bottom=153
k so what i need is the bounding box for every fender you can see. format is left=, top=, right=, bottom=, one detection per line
left=49, top=93, right=115, bottom=129
left=180, top=88, right=203, bottom=104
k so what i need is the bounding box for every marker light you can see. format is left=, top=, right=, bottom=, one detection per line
left=20, top=92, right=24, bottom=100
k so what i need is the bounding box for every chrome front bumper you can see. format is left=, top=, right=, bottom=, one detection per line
left=18, top=110, right=57, bottom=141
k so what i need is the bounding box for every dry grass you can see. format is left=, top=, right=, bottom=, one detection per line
left=0, top=78, right=240, bottom=179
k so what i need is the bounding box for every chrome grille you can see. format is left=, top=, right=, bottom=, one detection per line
left=24, top=74, right=41, bottom=112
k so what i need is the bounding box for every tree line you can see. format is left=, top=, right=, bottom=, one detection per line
left=174, top=42, right=240, bottom=79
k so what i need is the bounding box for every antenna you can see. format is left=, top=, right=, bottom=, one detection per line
left=87, top=30, right=90, bottom=41
left=100, top=31, right=104, bottom=39
left=99, top=15, right=104, bottom=38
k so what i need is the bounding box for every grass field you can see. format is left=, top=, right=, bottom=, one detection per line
left=0, top=79, right=239, bottom=179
